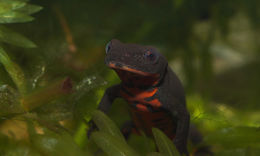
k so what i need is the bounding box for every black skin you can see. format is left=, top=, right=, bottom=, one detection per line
left=89, top=39, right=190, bottom=155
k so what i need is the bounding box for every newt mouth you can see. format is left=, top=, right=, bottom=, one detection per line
left=107, top=62, right=160, bottom=86
left=108, top=62, right=158, bottom=77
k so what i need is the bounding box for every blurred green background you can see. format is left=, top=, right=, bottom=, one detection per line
left=0, top=0, right=259, bottom=155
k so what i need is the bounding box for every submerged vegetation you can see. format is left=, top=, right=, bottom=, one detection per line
left=0, top=0, right=260, bottom=155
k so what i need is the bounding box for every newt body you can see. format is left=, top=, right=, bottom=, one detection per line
left=95, top=39, right=190, bottom=155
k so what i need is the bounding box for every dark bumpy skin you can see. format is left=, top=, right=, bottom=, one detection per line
left=96, top=39, right=190, bottom=155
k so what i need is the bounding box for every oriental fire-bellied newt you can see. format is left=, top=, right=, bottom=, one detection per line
left=89, top=39, right=190, bottom=155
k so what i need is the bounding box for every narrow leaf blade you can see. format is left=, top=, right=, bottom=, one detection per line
left=152, top=128, right=180, bottom=156
left=0, top=11, right=34, bottom=23
left=0, top=47, right=26, bottom=94
left=0, top=25, right=36, bottom=48
left=0, top=0, right=26, bottom=14
left=91, top=110, right=126, bottom=143
left=91, top=132, right=139, bottom=156
left=16, top=4, right=43, bottom=15
left=147, top=152, right=164, bottom=156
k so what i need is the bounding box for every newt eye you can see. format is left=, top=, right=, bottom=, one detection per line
left=105, top=41, right=111, bottom=54
left=144, top=51, right=157, bottom=62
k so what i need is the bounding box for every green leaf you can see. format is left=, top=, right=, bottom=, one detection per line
left=0, top=46, right=10, bottom=64
left=0, top=25, right=36, bottom=48
left=147, top=152, right=164, bottom=156
left=16, top=4, right=43, bottom=15
left=0, top=11, right=34, bottom=23
left=91, top=110, right=126, bottom=143
left=91, top=132, right=139, bottom=156
left=152, top=128, right=180, bottom=156
left=74, top=123, right=88, bottom=147
left=0, top=47, right=26, bottom=94
left=0, top=0, right=26, bottom=14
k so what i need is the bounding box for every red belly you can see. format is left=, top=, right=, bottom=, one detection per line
left=129, top=104, right=177, bottom=140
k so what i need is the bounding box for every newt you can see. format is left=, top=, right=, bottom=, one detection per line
left=90, top=39, right=190, bottom=155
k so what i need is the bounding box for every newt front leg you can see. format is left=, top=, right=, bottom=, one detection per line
left=87, top=84, right=121, bottom=137
left=97, top=84, right=121, bottom=114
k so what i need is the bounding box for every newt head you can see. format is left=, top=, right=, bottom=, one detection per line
left=104, top=39, right=168, bottom=86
